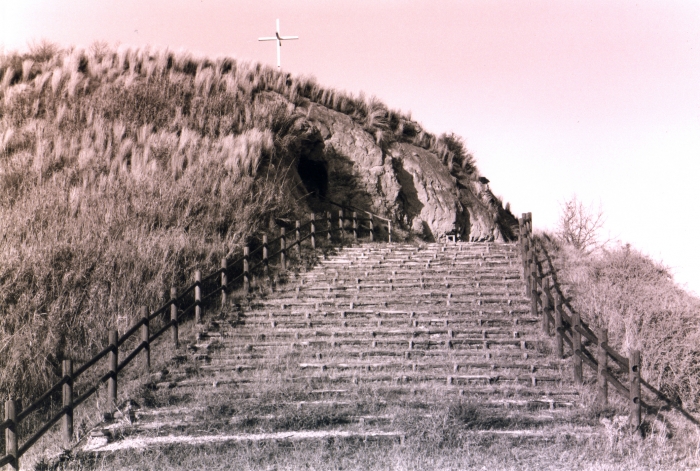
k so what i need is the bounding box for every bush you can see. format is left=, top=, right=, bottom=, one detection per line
left=540, top=235, right=700, bottom=408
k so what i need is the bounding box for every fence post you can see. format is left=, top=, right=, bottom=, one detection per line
left=170, top=287, right=179, bottom=349
left=524, top=245, right=532, bottom=296
left=62, top=359, right=73, bottom=447
left=263, top=234, right=269, bottom=278
left=280, top=227, right=286, bottom=272
left=339, top=209, right=344, bottom=238
left=295, top=221, right=301, bottom=255
left=141, top=306, right=150, bottom=372
left=108, top=330, right=118, bottom=408
left=369, top=215, right=374, bottom=242
left=597, top=328, right=608, bottom=407
left=518, top=215, right=525, bottom=265
left=572, top=312, right=583, bottom=385
left=541, top=278, right=552, bottom=335
left=388, top=221, right=392, bottom=243
left=327, top=211, right=332, bottom=241
left=194, top=270, right=202, bottom=324
left=519, top=216, right=526, bottom=287
left=554, top=292, right=564, bottom=359
left=221, top=258, right=227, bottom=307
left=5, top=399, right=17, bottom=471
left=310, top=214, right=316, bottom=250
left=530, top=257, right=538, bottom=319
left=518, top=217, right=524, bottom=246
left=630, top=350, right=642, bottom=432
left=353, top=211, right=357, bottom=239
left=243, top=246, right=250, bottom=292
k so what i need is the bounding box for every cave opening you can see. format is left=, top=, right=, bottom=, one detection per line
left=298, top=156, right=329, bottom=198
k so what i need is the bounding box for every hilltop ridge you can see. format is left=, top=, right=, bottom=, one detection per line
left=0, top=43, right=515, bottom=397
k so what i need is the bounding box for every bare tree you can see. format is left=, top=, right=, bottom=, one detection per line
left=557, top=196, right=606, bottom=252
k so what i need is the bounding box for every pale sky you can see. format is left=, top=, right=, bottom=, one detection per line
left=2, top=0, right=700, bottom=294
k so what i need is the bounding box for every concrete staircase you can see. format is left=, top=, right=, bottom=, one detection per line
left=77, top=242, right=585, bottom=457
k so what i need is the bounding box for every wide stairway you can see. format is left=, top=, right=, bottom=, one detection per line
left=78, top=242, right=584, bottom=457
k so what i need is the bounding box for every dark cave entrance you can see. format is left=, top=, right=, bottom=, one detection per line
left=298, top=156, right=329, bottom=198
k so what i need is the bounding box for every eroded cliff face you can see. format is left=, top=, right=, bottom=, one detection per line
left=288, top=102, right=515, bottom=242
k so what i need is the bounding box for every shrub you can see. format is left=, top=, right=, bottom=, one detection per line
left=540, top=235, right=700, bottom=408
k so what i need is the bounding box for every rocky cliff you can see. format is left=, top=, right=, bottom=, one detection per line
left=286, top=101, right=516, bottom=242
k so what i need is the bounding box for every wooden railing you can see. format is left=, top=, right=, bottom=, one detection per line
left=0, top=203, right=393, bottom=470
left=518, top=212, right=699, bottom=434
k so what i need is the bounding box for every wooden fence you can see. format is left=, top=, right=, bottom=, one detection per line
left=518, top=212, right=699, bottom=434
left=0, top=204, right=392, bottom=470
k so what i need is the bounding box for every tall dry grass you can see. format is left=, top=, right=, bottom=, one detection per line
left=0, top=42, right=491, bottom=403
left=539, top=235, right=700, bottom=409
left=0, top=45, right=310, bottom=401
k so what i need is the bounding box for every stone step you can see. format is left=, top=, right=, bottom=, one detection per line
left=196, top=347, right=548, bottom=363
left=83, top=428, right=404, bottom=454
left=153, top=371, right=569, bottom=391
left=202, top=330, right=533, bottom=347
left=203, top=336, right=534, bottom=352
left=288, top=275, right=525, bottom=285
left=199, top=360, right=567, bottom=377
left=233, top=317, right=539, bottom=330
left=253, top=298, right=529, bottom=310
left=233, top=310, right=537, bottom=323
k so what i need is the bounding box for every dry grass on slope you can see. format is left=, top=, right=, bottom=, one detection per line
left=0, top=42, right=490, bottom=403
left=539, top=235, right=700, bottom=410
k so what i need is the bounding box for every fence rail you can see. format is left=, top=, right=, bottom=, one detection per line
left=0, top=202, right=393, bottom=470
left=518, top=212, right=699, bottom=434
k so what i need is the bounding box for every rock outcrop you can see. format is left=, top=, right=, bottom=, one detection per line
left=293, top=103, right=516, bottom=242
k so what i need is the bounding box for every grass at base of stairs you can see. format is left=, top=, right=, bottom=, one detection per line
left=40, top=424, right=700, bottom=471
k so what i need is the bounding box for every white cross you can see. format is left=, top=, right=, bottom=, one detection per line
left=258, top=19, right=299, bottom=70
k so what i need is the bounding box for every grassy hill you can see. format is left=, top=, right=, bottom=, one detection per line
left=0, top=42, right=497, bottom=399
left=2, top=42, right=700, bottom=470
left=539, top=236, right=700, bottom=410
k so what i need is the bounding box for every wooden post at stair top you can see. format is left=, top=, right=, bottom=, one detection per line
left=524, top=213, right=532, bottom=281
left=141, top=306, right=150, bottom=372
left=388, top=220, right=392, bottom=243
left=530, top=257, right=538, bottom=319
left=541, top=278, right=552, bottom=335
left=369, top=215, right=374, bottom=242
left=597, top=328, right=609, bottom=407
left=280, top=227, right=286, bottom=272
left=295, top=221, right=301, bottom=255
left=630, top=350, right=642, bottom=432
left=518, top=216, right=524, bottom=242
left=310, top=214, right=316, bottom=250
left=572, top=312, right=583, bottom=385
left=243, top=246, right=250, bottom=292
left=352, top=211, right=357, bottom=239
left=194, top=270, right=202, bottom=324
left=5, top=399, right=17, bottom=471
left=520, top=227, right=527, bottom=276
left=62, top=359, right=73, bottom=447
left=108, top=330, right=118, bottom=408
left=518, top=216, right=524, bottom=268
left=170, top=287, right=179, bottom=349
left=524, top=243, right=531, bottom=296
left=262, top=234, right=269, bottom=277
left=326, top=211, right=332, bottom=240
left=554, top=292, right=564, bottom=359
left=221, top=258, right=228, bottom=307
left=339, top=209, right=344, bottom=237
left=526, top=212, right=532, bottom=236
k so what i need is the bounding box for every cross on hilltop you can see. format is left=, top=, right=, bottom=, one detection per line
left=258, top=19, right=299, bottom=70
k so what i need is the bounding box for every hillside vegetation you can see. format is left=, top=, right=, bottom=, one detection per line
left=0, top=43, right=488, bottom=399
left=540, top=236, right=700, bottom=410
